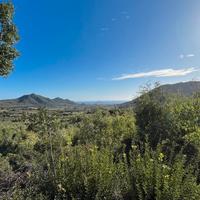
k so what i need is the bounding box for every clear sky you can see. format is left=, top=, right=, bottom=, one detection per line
left=1, top=0, right=200, bottom=101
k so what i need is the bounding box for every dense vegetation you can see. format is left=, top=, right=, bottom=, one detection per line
left=1, top=1, right=199, bottom=199
left=0, top=87, right=200, bottom=199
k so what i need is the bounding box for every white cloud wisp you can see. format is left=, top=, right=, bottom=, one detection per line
left=112, top=67, right=199, bottom=81
left=179, top=54, right=195, bottom=59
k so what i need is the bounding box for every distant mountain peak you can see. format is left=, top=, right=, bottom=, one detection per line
left=19, top=93, right=43, bottom=100
left=0, top=94, right=78, bottom=109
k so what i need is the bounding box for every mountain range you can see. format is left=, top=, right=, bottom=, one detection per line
left=0, top=81, right=199, bottom=110
left=0, top=93, right=80, bottom=110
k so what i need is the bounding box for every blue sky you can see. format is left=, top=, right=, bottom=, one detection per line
left=1, top=0, right=200, bottom=101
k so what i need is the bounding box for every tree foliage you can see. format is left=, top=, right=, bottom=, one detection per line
left=0, top=1, right=19, bottom=76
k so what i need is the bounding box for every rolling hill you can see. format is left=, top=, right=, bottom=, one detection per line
left=121, top=81, right=200, bottom=108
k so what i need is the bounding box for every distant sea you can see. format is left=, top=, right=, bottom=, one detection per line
left=78, top=100, right=126, bottom=105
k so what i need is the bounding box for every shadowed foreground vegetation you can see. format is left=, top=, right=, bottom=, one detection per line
left=0, top=88, right=200, bottom=199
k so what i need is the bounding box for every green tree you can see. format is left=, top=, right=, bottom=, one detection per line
left=0, top=1, right=19, bottom=76
left=135, top=84, right=175, bottom=148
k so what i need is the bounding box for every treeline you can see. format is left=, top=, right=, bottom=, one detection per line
left=0, top=88, right=200, bottom=199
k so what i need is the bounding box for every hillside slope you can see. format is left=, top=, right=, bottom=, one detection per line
left=122, top=81, right=200, bottom=107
